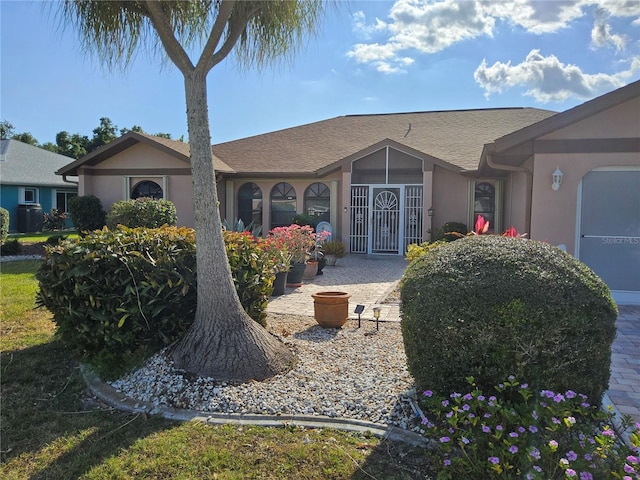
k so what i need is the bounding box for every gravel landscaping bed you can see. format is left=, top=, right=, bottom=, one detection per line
left=110, top=313, right=423, bottom=433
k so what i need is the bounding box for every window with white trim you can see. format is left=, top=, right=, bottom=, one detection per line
left=20, top=187, right=38, bottom=204
left=56, top=190, right=77, bottom=213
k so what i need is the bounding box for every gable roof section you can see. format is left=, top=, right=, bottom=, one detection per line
left=0, top=139, right=78, bottom=187
left=212, top=107, right=557, bottom=175
left=57, top=131, right=235, bottom=176
left=493, top=79, right=640, bottom=154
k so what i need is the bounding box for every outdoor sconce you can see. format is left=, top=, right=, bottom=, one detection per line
left=343, top=206, right=348, bottom=213
left=552, top=167, right=563, bottom=191
left=373, top=306, right=381, bottom=331
left=427, top=207, right=435, bottom=217
left=354, top=304, right=365, bottom=328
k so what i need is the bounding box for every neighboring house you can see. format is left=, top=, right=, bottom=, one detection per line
left=57, top=80, right=640, bottom=303
left=0, top=139, right=78, bottom=232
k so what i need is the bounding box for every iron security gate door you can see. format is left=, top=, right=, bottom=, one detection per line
left=579, top=169, right=640, bottom=295
left=372, top=188, right=400, bottom=254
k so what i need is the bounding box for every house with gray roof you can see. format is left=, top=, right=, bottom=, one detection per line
left=0, top=139, right=78, bottom=232
left=57, top=80, right=640, bottom=303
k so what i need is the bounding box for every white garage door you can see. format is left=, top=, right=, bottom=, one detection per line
left=579, top=169, right=640, bottom=304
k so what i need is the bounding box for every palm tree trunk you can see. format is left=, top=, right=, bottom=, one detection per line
left=171, top=70, right=294, bottom=381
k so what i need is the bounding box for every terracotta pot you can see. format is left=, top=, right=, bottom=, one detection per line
left=286, top=262, right=306, bottom=288
left=303, top=260, right=318, bottom=279
left=312, top=291, right=352, bottom=328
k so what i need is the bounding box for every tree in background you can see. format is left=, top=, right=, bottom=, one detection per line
left=0, top=120, right=14, bottom=140
left=58, top=1, right=324, bottom=381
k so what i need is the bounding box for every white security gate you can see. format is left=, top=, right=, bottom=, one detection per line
left=349, top=185, right=423, bottom=255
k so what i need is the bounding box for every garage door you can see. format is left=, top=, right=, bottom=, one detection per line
left=579, top=169, right=640, bottom=302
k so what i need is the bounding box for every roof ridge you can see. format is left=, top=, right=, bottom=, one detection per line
left=345, top=107, right=552, bottom=118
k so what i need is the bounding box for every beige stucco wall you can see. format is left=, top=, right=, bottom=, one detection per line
left=431, top=166, right=469, bottom=236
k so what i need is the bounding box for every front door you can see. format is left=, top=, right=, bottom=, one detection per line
left=372, top=188, right=400, bottom=254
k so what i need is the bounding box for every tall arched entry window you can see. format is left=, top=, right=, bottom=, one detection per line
left=304, top=182, right=330, bottom=223
left=131, top=180, right=163, bottom=199
left=270, top=182, right=296, bottom=228
left=237, top=182, right=262, bottom=231
left=473, top=182, right=495, bottom=231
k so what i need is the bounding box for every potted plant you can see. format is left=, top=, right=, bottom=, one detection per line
left=259, top=237, right=291, bottom=296
left=268, top=224, right=315, bottom=287
left=321, top=239, right=346, bottom=266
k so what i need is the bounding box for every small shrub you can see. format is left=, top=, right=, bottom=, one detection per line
left=0, top=238, right=22, bottom=256
left=322, top=239, right=346, bottom=258
left=43, top=208, right=67, bottom=231
left=45, top=234, right=67, bottom=245
left=405, top=240, right=445, bottom=263
left=36, top=226, right=197, bottom=377
left=68, top=195, right=106, bottom=234
left=0, top=207, right=9, bottom=242
left=431, top=221, right=468, bottom=242
left=106, top=197, right=177, bottom=229
left=422, top=376, right=640, bottom=479
left=224, top=230, right=275, bottom=327
left=223, top=218, right=262, bottom=237
left=292, top=213, right=320, bottom=229
left=401, top=235, right=617, bottom=404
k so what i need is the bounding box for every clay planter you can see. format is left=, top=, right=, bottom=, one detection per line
left=303, top=260, right=318, bottom=279
left=312, top=291, right=352, bottom=328
left=324, top=254, right=337, bottom=266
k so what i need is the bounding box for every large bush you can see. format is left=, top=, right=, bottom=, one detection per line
left=400, top=235, right=617, bottom=404
left=106, top=197, right=177, bottom=229
left=0, top=207, right=9, bottom=242
left=36, top=226, right=197, bottom=374
left=68, top=195, right=106, bottom=234
left=36, top=226, right=276, bottom=373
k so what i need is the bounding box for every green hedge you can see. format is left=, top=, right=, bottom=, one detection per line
left=68, top=195, right=106, bottom=234
left=36, top=226, right=276, bottom=374
left=400, top=235, right=617, bottom=405
left=106, top=197, right=177, bottom=229
left=0, top=207, right=9, bottom=242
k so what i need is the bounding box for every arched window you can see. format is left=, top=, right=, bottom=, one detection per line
left=474, top=182, right=495, bottom=232
left=131, top=180, right=163, bottom=200
left=304, top=182, right=330, bottom=223
left=238, top=182, right=262, bottom=231
left=270, top=182, right=296, bottom=228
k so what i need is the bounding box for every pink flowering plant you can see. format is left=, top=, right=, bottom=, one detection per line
left=421, top=377, right=640, bottom=479
left=268, top=224, right=316, bottom=264
left=258, top=236, right=292, bottom=273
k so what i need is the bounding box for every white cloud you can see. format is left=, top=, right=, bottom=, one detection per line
left=591, top=8, right=629, bottom=51
left=474, top=49, right=640, bottom=102
left=347, top=0, right=640, bottom=75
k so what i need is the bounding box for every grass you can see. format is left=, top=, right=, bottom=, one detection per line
left=0, top=260, right=433, bottom=479
left=7, top=230, right=78, bottom=243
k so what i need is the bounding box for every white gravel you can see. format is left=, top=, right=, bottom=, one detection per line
left=110, top=314, right=423, bottom=432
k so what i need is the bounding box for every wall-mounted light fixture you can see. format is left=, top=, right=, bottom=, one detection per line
left=343, top=206, right=348, bottom=213
left=552, top=167, right=563, bottom=191
left=427, top=207, right=435, bottom=217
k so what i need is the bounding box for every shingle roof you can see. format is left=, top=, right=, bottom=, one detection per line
left=57, top=131, right=235, bottom=176
left=212, top=107, right=557, bottom=174
left=0, top=139, right=78, bottom=186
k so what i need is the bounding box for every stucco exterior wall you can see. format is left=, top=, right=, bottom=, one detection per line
left=431, top=166, right=469, bottom=236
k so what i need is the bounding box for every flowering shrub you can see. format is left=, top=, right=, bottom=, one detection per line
left=43, top=208, right=67, bottom=231
left=268, top=224, right=316, bottom=264
left=258, top=235, right=292, bottom=273
left=422, top=377, right=640, bottom=480
left=472, top=215, right=526, bottom=238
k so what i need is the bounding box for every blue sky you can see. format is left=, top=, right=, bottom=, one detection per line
left=2, top=0, right=639, bottom=146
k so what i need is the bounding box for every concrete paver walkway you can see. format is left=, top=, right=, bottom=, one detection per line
left=267, top=255, right=640, bottom=425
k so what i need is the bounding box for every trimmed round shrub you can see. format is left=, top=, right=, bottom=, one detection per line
left=106, top=197, right=177, bottom=229
left=0, top=207, right=9, bottom=242
left=431, top=221, right=468, bottom=242
left=0, top=238, right=22, bottom=256
left=400, top=235, right=617, bottom=405
left=68, top=195, right=106, bottom=234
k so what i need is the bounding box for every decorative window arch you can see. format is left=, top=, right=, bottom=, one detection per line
left=238, top=182, right=262, bottom=231
left=473, top=182, right=495, bottom=231
left=303, top=182, right=330, bottom=223
left=270, top=182, right=296, bottom=228
left=131, top=180, right=163, bottom=200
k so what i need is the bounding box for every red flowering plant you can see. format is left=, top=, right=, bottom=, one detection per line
left=268, top=224, right=316, bottom=264
left=258, top=236, right=292, bottom=273
left=472, top=215, right=527, bottom=238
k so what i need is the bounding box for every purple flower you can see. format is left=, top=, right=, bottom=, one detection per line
left=461, top=437, right=470, bottom=444
left=444, top=459, right=451, bottom=466
left=509, top=432, right=519, bottom=438
left=518, top=426, right=526, bottom=433
left=442, top=400, right=449, bottom=407
left=580, top=473, right=593, bottom=480
left=450, top=392, right=461, bottom=398
left=567, top=451, right=577, bottom=461
left=489, top=396, right=497, bottom=402
left=529, top=447, right=541, bottom=460
left=462, top=404, right=470, bottom=411
left=552, top=417, right=561, bottom=424
left=627, top=455, right=639, bottom=464
left=554, top=393, right=565, bottom=402
left=521, top=383, right=528, bottom=389
left=532, top=411, right=539, bottom=420
left=566, top=390, right=576, bottom=399
left=463, top=393, right=473, bottom=401
left=584, top=454, right=593, bottom=461
left=602, top=428, right=615, bottom=438
left=508, top=375, right=515, bottom=381
left=529, top=425, right=538, bottom=433
left=549, top=440, right=558, bottom=450
left=581, top=402, right=590, bottom=408
left=478, top=395, right=485, bottom=401
left=440, top=436, right=450, bottom=443
left=624, top=464, right=635, bottom=473
left=484, top=413, right=492, bottom=418
left=424, top=390, right=433, bottom=397
left=566, top=468, right=576, bottom=477
left=488, top=456, right=500, bottom=465
left=496, top=425, right=503, bottom=431
left=468, top=413, right=476, bottom=418
left=509, top=445, right=518, bottom=454
left=533, top=465, right=542, bottom=472
left=482, top=425, right=491, bottom=433
left=446, top=411, right=454, bottom=418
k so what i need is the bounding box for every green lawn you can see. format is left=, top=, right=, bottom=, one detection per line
left=0, top=260, right=432, bottom=479
left=7, top=230, right=78, bottom=243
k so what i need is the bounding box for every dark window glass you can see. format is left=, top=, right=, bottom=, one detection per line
left=474, top=182, right=495, bottom=231
left=303, top=182, right=330, bottom=223
left=131, top=180, right=163, bottom=200
left=270, top=182, right=296, bottom=228
left=238, top=182, right=262, bottom=231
